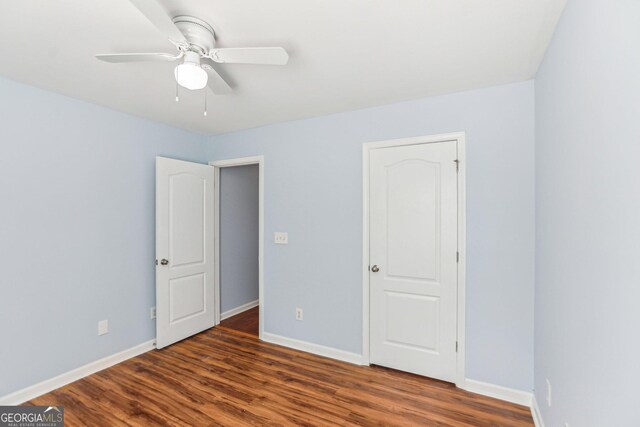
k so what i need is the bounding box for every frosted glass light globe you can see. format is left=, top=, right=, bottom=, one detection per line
left=174, top=52, right=208, bottom=90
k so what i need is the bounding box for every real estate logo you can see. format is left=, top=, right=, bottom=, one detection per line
left=0, top=406, right=64, bottom=427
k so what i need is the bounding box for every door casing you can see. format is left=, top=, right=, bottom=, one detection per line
left=209, top=156, right=265, bottom=340
left=362, top=132, right=466, bottom=387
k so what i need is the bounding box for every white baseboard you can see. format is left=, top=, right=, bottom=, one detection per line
left=260, top=334, right=535, bottom=412
left=262, top=332, right=365, bottom=365
left=220, top=299, right=259, bottom=321
left=531, top=395, right=545, bottom=427
left=462, top=379, right=533, bottom=407
left=0, top=339, right=156, bottom=405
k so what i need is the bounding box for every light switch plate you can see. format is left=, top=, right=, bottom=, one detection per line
left=274, top=232, right=288, bottom=244
left=98, top=320, right=109, bottom=336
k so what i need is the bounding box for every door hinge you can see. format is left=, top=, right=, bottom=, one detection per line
left=155, top=259, right=158, bottom=266
left=456, top=341, right=458, bottom=352
left=454, top=159, right=460, bottom=172
left=456, top=252, right=459, bottom=263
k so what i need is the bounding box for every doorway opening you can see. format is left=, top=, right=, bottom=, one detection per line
left=210, top=156, right=265, bottom=339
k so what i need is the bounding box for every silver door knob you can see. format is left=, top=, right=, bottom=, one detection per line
left=160, top=259, right=169, bottom=265
left=371, top=265, right=380, bottom=273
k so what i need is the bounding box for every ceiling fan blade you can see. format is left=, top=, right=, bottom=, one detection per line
left=128, top=0, right=187, bottom=45
left=209, top=47, right=289, bottom=65
left=96, top=52, right=182, bottom=63
left=201, top=62, right=232, bottom=95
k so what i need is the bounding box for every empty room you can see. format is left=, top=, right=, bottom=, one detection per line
left=0, top=0, right=637, bottom=426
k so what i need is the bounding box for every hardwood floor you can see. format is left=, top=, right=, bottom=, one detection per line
left=28, top=327, right=533, bottom=426
left=219, top=306, right=259, bottom=337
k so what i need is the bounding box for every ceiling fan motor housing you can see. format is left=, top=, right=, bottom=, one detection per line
left=172, top=16, right=216, bottom=54
left=182, top=51, right=202, bottom=66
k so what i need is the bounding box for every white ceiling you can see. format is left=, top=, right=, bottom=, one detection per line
left=0, top=0, right=566, bottom=135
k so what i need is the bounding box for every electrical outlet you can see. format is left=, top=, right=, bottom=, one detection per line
left=274, top=232, right=288, bottom=244
left=295, top=308, right=303, bottom=321
left=98, top=320, right=109, bottom=336
left=150, top=306, right=156, bottom=319
left=546, top=379, right=552, bottom=407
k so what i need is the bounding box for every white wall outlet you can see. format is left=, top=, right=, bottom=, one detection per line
left=98, top=319, right=109, bottom=336
left=546, top=379, right=552, bottom=407
left=274, top=232, right=288, bottom=244
left=295, top=308, right=303, bottom=321
left=150, top=306, right=156, bottom=319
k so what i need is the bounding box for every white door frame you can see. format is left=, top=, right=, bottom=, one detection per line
left=362, top=132, right=466, bottom=387
left=209, top=155, right=265, bottom=340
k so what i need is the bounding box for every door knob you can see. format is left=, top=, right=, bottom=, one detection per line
left=371, top=265, right=380, bottom=273
left=160, top=259, right=169, bottom=265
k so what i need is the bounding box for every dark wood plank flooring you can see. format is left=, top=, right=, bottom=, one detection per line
left=219, top=306, right=259, bottom=337
left=28, top=327, right=533, bottom=426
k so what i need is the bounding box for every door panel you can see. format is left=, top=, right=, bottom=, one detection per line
left=369, top=142, right=458, bottom=382
left=385, top=292, right=439, bottom=351
left=386, top=160, right=439, bottom=280
left=156, top=157, right=214, bottom=349
left=169, top=273, right=205, bottom=323
left=169, top=173, right=206, bottom=267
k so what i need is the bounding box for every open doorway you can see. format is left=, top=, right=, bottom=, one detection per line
left=211, top=156, right=264, bottom=339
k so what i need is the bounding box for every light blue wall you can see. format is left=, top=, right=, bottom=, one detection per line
left=220, top=165, right=259, bottom=313
left=207, top=81, right=536, bottom=391
left=534, top=0, right=640, bottom=425
left=0, top=77, right=207, bottom=397
left=0, top=75, right=536, bottom=397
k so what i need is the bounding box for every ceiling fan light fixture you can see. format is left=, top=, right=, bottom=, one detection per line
left=95, top=4, right=290, bottom=97
left=174, top=51, right=208, bottom=90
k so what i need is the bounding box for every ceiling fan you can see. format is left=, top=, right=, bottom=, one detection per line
left=96, top=0, right=289, bottom=95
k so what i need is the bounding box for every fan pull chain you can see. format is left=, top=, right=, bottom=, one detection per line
left=204, top=90, right=208, bottom=117
left=175, top=68, right=180, bottom=102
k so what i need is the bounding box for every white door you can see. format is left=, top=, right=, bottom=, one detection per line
left=369, top=141, right=458, bottom=382
left=156, top=157, right=215, bottom=349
